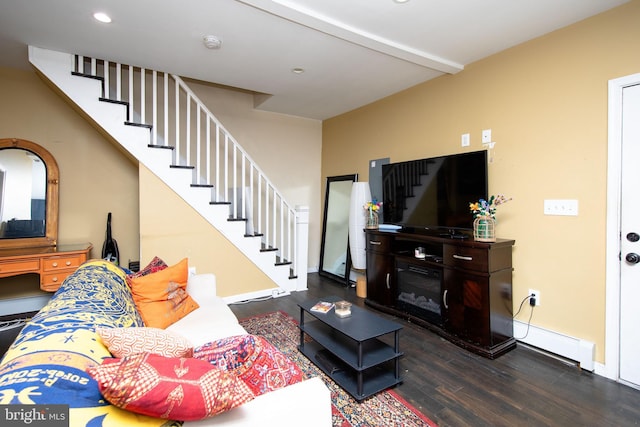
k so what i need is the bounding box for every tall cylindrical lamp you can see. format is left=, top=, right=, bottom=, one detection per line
left=348, top=182, right=371, bottom=270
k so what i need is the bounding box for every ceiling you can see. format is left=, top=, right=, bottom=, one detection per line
left=0, top=0, right=628, bottom=120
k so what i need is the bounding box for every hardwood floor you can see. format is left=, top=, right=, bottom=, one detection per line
left=229, top=273, right=640, bottom=427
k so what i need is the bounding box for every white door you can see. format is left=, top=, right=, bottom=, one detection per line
left=619, top=83, right=640, bottom=387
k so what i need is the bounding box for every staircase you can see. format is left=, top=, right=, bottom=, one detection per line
left=29, top=46, right=308, bottom=297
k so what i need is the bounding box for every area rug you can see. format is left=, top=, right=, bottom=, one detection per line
left=239, top=310, right=438, bottom=427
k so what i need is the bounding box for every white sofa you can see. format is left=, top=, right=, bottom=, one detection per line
left=168, top=273, right=332, bottom=427
left=0, top=261, right=331, bottom=427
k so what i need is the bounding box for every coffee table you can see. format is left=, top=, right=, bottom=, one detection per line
left=298, top=296, right=403, bottom=401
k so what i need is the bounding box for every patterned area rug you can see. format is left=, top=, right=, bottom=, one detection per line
left=239, top=311, right=438, bottom=427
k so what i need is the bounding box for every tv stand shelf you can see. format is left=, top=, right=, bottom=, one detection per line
left=365, top=229, right=516, bottom=359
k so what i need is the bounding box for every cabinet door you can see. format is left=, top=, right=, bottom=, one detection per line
left=442, top=268, right=490, bottom=347
left=366, top=253, right=395, bottom=306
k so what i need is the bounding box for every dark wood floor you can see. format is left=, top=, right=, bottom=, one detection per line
left=229, top=273, right=640, bottom=427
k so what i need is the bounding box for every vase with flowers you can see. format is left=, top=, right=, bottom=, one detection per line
left=469, top=194, right=511, bottom=242
left=364, top=199, right=382, bottom=229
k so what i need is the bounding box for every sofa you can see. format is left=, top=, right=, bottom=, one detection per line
left=0, top=259, right=331, bottom=426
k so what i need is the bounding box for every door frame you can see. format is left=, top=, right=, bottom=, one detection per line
left=605, top=72, right=640, bottom=381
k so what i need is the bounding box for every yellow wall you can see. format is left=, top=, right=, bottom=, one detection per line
left=322, top=1, right=640, bottom=363
left=138, top=166, right=273, bottom=297
left=0, top=66, right=140, bottom=263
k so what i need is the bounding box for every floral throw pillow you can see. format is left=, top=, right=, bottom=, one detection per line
left=87, top=353, right=254, bottom=421
left=96, top=327, right=194, bottom=358
left=193, top=334, right=303, bottom=396
left=127, top=256, right=168, bottom=280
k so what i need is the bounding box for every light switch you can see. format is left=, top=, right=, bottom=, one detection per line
left=482, top=129, right=492, bottom=144
left=461, top=133, right=470, bottom=147
left=543, top=199, right=579, bottom=216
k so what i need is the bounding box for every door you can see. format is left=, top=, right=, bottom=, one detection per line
left=620, top=83, right=640, bottom=387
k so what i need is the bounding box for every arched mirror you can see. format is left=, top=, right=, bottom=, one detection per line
left=319, top=174, right=357, bottom=284
left=0, top=138, right=58, bottom=249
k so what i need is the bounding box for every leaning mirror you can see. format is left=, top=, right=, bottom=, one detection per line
left=0, top=138, right=59, bottom=249
left=319, top=174, right=357, bottom=284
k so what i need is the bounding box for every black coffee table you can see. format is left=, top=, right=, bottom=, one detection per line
left=298, top=296, right=403, bottom=401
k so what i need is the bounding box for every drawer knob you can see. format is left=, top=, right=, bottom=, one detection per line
left=52, top=277, right=58, bottom=282
left=452, top=254, right=473, bottom=261
left=66, top=261, right=71, bottom=266
left=52, top=262, right=58, bottom=267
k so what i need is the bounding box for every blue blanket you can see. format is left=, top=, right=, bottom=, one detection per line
left=0, top=260, right=176, bottom=426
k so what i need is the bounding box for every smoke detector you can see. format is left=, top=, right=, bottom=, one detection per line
left=203, top=35, right=222, bottom=50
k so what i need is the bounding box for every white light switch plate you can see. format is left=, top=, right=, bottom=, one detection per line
left=544, top=199, right=579, bottom=216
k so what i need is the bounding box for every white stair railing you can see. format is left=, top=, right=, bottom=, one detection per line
left=73, top=55, right=299, bottom=278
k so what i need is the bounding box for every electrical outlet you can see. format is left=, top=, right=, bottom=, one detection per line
left=528, top=289, right=541, bottom=306
left=271, top=289, right=287, bottom=298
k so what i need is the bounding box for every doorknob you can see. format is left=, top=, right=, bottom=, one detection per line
left=625, top=253, right=640, bottom=264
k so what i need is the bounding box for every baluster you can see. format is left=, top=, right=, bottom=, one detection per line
left=140, top=68, right=146, bottom=125
left=163, top=73, right=169, bottom=147
left=174, top=78, right=180, bottom=164
left=128, top=66, right=133, bottom=122
left=152, top=70, right=157, bottom=146
left=116, top=63, right=122, bottom=102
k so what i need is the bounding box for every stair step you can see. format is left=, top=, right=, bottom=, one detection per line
left=228, top=217, right=247, bottom=222
left=148, top=144, right=174, bottom=150
left=169, top=164, right=194, bottom=170
left=99, top=97, right=128, bottom=106
left=191, top=183, right=213, bottom=188
left=99, top=98, right=130, bottom=120
left=125, top=121, right=152, bottom=130
left=71, top=71, right=106, bottom=97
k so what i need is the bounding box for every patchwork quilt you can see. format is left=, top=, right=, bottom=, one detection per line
left=0, top=260, right=178, bottom=426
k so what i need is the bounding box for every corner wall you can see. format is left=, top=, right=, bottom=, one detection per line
left=321, top=0, right=640, bottom=364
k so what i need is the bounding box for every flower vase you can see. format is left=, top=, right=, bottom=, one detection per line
left=473, top=215, right=496, bottom=242
left=366, top=210, right=379, bottom=229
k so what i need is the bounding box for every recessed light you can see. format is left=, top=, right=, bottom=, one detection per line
left=291, top=68, right=305, bottom=74
left=93, top=12, right=112, bottom=23
left=393, top=0, right=410, bottom=3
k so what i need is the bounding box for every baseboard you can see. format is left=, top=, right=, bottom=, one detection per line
left=514, top=320, right=595, bottom=371
left=223, top=288, right=290, bottom=304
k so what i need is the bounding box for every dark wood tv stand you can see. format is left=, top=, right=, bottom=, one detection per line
left=365, top=228, right=516, bottom=359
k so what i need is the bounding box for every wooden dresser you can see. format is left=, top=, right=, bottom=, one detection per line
left=0, top=243, right=93, bottom=292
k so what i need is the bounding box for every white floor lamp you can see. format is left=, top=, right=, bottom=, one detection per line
left=348, top=182, right=371, bottom=271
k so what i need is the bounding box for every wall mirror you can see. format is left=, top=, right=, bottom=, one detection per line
left=0, top=138, right=59, bottom=249
left=319, top=174, right=357, bottom=284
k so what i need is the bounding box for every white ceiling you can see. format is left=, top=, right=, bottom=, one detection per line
left=0, top=0, right=628, bottom=120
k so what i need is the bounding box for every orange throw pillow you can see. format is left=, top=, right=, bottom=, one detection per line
left=129, top=258, right=199, bottom=328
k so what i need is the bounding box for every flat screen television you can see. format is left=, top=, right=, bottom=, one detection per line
left=381, top=150, right=488, bottom=235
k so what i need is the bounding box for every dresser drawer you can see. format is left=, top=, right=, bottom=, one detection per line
left=0, top=259, right=40, bottom=275
left=43, top=255, right=84, bottom=271
left=443, top=244, right=488, bottom=272
left=40, top=271, right=74, bottom=292
left=366, top=234, right=393, bottom=253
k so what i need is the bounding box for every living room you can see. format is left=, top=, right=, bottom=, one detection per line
left=0, top=0, right=639, bottom=422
